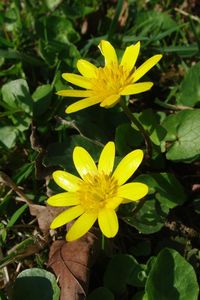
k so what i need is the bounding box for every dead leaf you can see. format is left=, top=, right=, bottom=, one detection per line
left=48, top=233, right=99, bottom=300
left=29, top=204, right=65, bottom=235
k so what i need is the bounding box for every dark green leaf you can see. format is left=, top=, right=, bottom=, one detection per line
left=177, top=62, right=200, bottom=106
left=87, top=287, right=114, bottom=300
left=1, top=79, right=32, bottom=114
left=32, top=84, right=52, bottom=117
left=0, top=126, right=18, bottom=149
left=104, top=254, right=146, bottom=295
left=7, top=204, right=28, bottom=228
left=136, top=173, right=186, bottom=208
left=13, top=268, right=60, bottom=300
left=161, top=110, right=200, bottom=161
left=145, top=248, right=199, bottom=300
left=115, top=123, right=143, bottom=155
left=43, top=135, right=102, bottom=172
left=121, top=198, right=168, bottom=234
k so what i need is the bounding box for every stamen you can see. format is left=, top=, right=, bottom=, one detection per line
left=92, top=64, right=133, bottom=96
left=77, top=172, right=118, bottom=212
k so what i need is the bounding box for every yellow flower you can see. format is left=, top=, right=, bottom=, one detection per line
left=47, top=142, right=148, bottom=241
left=57, top=40, right=162, bottom=113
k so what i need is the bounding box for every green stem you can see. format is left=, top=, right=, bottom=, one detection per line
left=120, top=98, right=152, bottom=158
left=101, top=233, right=105, bottom=250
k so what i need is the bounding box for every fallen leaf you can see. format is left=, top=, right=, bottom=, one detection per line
left=29, top=204, right=65, bottom=235
left=48, top=233, right=99, bottom=300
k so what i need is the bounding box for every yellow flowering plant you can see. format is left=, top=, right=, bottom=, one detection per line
left=57, top=40, right=162, bottom=113
left=48, top=39, right=163, bottom=242
left=47, top=142, right=148, bottom=241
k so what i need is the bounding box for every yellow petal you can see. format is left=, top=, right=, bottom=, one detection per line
left=77, top=59, right=97, bottom=78
left=47, top=192, right=80, bottom=207
left=66, top=211, right=97, bottom=241
left=100, top=94, right=120, bottom=108
left=105, top=197, right=123, bottom=209
left=98, top=141, right=115, bottom=175
left=62, top=73, right=92, bottom=89
left=66, top=96, right=102, bottom=114
left=117, top=182, right=148, bottom=203
left=50, top=205, right=84, bottom=229
left=73, top=146, right=97, bottom=179
left=98, top=208, right=119, bottom=238
left=112, top=149, right=144, bottom=186
left=56, top=89, right=93, bottom=98
left=98, top=40, right=118, bottom=66
left=120, top=82, right=153, bottom=95
left=53, top=170, right=82, bottom=192
left=133, top=54, right=162, bottom=83
left=120, top=41, right=140, bottom=71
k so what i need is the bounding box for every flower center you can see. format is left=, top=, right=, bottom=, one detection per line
left=92, top=63, right=133, bottom=96
left=78, top=173, right=118, bottom=212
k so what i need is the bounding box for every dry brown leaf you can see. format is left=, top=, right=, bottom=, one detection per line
left=48, top=233, right=99, bottom=300
left=29, top=204, right=65, bottom=235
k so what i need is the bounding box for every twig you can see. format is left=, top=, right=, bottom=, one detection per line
left=0, top=172, right=33, bottom=205
left=155, top=99, right=193, bottom=111
left=174, top=8, right=200, bottom=23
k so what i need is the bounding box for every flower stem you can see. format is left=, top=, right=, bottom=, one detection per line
left=120, top=98, right=152, bottom=158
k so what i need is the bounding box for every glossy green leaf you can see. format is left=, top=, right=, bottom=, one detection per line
left=136, top=172, right=186, bottom=208
left=115, top=123, right=143, bottom=155
left=161, top=110, right=200, bottom=161
left=0, top=126, right=18, bottom=149
left=13, top=268, right=60, bottom=300
left=7, top=204, right=28, bottom=228
left=32, top=84, right=52, bottom=117
left=44, top=0, right=62, bottom=10
left=177, top=62, right=200, bottom=107
left=145, top=248, right=199, bottom=300
left=1, top=79, right=32, bottom=114
left=104, top=254, right=146, bottom=296
left=43, top=135, right=102, bottom=172
left=121, top=198, right=168, bottom=234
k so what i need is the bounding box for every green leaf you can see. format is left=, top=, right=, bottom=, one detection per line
left=13, top=163, right=34, bottom=184
left=36, top=16, right=80, bottom=44
left=161, top=109, right=200, bottom=162
left=13, top=268, right=60, bottom=300
left=177, top=62, right=200, bottom=107
left=87, top=287, right=114, bottom=300
left=134, top=10, right=177, bottom=33
left=0, top=126, right=18, bottom=149
left=115, top=123, right=143, bottom=155
left=121, top=198, right=168, bottom=234
left=104, top=254, right=146, bottom=296
left=7, top=204, right=28, bottom=228
left=43, top=135, right=102, bottom=172
left=1, top=79, right=32, bottom=114
left=145, top=248, right=199, bottom=300
left=43, top=141, right=71, bottom=169
left=131, top=291, right=147, bottom=300
left=135, top=109, right=166, bottom=146
left=136, top=173, right=186, bottom=209
left=44, top=0, right=62, bottom=10
left=32, top=84, right=52, bottom=117
left=157, top=45, right=198, bottom=56
left=0, top=49, right=45, bottom=65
